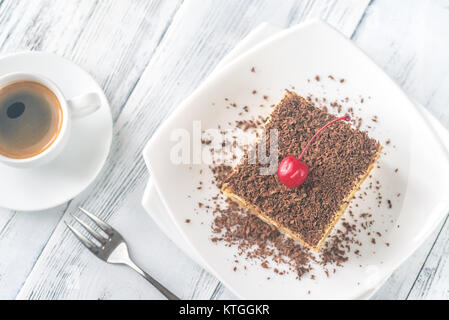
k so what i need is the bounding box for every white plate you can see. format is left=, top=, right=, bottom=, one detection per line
left=143, top=22, right=449, bottom=299
left=143, top=20, right=449, bottom=299
left=0, top=52, right=113, bottom=211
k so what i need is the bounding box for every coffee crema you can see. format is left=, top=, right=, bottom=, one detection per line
left=0, top=81, right=63, bottom=159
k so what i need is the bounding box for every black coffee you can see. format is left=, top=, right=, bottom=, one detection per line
left=0, top=81, right=62, bottom=159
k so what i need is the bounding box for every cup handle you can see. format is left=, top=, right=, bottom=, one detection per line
left=67, top=92, right=101, bottom=119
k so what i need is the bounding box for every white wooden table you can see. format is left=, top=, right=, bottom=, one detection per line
left=0, top=0, right=448, bottom=300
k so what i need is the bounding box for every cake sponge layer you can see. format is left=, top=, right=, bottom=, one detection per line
left=222, top=91, right=382, bottom=251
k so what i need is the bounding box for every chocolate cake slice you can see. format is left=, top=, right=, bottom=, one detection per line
left=222, top=91, right=382, bottom=252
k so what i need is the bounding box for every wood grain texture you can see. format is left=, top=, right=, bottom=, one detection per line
left=14, top=0, right=371, bottom=300
left=0, top=206, right=65, bottom=299
left=407, top=215, right=449, bottom=299
left=351, top=0, right=449, bottom=300
left=0, top=0, right=183, bottom=299
left=1, top=0, right=447, bottom=300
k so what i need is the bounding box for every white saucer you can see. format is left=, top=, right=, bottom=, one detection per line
left=0, top=52, right=112, bottom=211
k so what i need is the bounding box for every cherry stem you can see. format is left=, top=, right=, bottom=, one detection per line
left=298, top=114, right=351, bottom=160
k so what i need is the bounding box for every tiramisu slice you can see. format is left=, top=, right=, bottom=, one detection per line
left=222, top=91, right=382, bottom=252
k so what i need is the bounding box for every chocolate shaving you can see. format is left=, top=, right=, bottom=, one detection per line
left=202, top=91, right=389, bottom=281
left=224, top=92, right=381, bottom=248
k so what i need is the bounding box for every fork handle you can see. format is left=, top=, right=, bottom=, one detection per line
left=125, top=259, right=180, bottom=300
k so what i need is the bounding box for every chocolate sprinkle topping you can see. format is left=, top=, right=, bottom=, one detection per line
left=223, top=92, right=381, bottom=249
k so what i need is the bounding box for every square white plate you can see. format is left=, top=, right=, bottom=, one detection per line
left=143, top=20, right=449, bottom=299
left=143, top=22, right=449, bottom=299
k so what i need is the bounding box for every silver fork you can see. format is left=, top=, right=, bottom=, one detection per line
left=65, top=207, right=179, bottom=300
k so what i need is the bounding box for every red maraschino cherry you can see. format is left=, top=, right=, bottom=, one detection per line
left=277, top=114, right=351, bottom=188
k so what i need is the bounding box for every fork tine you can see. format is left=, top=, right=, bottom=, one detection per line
left=78, top=207, right=113, bottom=235
left=70, top=214, right=107, bottom=245
left=65, top=221, right=99, bottom=253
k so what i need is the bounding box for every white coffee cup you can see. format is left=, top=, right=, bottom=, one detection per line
left=0, top=72, right=101, bottom=168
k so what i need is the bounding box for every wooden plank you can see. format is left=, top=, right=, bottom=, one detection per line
left=0, top=0, right=183, bottom=299
left=0, top=206, right=66, bottom=299
left=351, top=0, right=449, bottom=299
left=407, top=216, right=449, bottom=299
left=16, top=0, right=371, bottom=300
